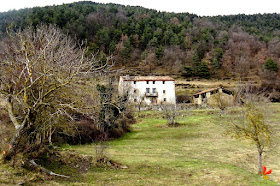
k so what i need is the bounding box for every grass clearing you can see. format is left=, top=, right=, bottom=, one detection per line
left=1, top=103, right=279, bottom=185
left=65, top=103, right=279, bottom=185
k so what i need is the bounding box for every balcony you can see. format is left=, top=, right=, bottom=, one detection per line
left=145, top=92, right=158, bottom=97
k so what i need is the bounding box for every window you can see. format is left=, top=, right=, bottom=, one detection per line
left=222, top=89, right=232, bottom=95
left=153, top=81, right=155, bottom=84
left=164, top=98, right=166, bottom=102
left=152, top=88, right=156, bottom=93
left=134, top=89, right=137, bottom=93
left=163, top=90, right=166, bottom=93
left=134, top=81, right=136, bottom=84
left=134, top=99, right=137, bottom=102
left=202, top=93, right=206, bottom=99
left=146, top=81, right=149, bottom=84
left=163, top=81, right=165, bottom=84
left=146, top=88, right=150, bottom=93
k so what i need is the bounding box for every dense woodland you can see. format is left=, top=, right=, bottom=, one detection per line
left=0, top=2, right=279, bottom=83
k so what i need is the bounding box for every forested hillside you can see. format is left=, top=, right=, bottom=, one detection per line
left=0, top=1, right=279, bottom=81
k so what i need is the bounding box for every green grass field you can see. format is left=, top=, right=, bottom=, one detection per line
left=1, top=103, right=279, bottom=185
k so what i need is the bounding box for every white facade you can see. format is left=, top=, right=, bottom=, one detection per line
left=119, top=76, right=176, bottom=105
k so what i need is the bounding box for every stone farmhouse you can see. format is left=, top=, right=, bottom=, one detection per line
left=118, top=76, right=176, bottom=105
left=193, top=87, right=233, bottom=105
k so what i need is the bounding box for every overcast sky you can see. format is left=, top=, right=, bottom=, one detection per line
left=1, top=0, right=280, bottom=16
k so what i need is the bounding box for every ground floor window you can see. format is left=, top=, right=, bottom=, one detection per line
left=202, top=93, right=206, bottom=99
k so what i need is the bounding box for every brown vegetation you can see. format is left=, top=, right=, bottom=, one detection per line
left=0, top=25, right=134, bottom=167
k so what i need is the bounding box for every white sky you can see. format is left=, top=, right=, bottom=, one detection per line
left=1, top=0, right=280, bottom=16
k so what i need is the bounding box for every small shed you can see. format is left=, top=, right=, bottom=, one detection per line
left=192, top=87, right=233, bottom=105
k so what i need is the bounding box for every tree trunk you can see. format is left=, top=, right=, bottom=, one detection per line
left=11, top=123, right=26, bottom=148
left=6, top=97, right=30, bottom=148
left=48, top=127, right=51, bottom=144
left=258, top=151, right=263, bottom=174
left=219, top=110, right=222, bottom=118
left=6, top=97, right=20, bottom=130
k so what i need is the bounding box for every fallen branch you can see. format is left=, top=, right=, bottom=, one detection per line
left=29, top=159, right=70, bottom=178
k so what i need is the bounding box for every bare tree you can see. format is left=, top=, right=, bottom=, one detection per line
left=0, top=25, right=109, bottom=157
left=133, top=90, right=146, bottom=112
left=228, top=102, right=271, bottom=174
left=228, top=84, right=272, bottom=174
left=208, top=92, right=233, bottom=117
left=95, top=75, right=133, bottom=139
left=161, top=104, right=177, bottom=126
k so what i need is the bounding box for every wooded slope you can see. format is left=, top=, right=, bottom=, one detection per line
left=0, top=1, right=279, bottom=80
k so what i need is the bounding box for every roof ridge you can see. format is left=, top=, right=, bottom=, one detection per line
left=121, top=75, right=174, bottom=81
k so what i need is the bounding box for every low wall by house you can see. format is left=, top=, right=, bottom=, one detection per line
left=134, top=103, right=198, bottom=111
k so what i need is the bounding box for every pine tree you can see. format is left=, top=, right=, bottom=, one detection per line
left=192, top=52, right=201, bottom=75
left=211, top=47, right=223, bottom=69
left=198, top=60, right=210, bottom=79
left=155, top=45, right=164, bottom=60
left=264, top=58, right=278, bottom=72
left=182, top=66, right=193, bottom=78
left=121, top=39, right=132, bottom=59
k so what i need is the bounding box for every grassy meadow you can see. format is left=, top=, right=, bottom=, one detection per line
left=0, top=103, right=279, bottom=185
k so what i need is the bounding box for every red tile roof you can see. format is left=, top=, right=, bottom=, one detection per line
left=192, top=87, right=232, bottom=96
left=122, top=76, right=174, bottom=81
left=192, top=88, right=220, bottom=96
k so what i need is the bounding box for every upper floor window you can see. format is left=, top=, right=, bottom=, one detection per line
left=146, top=88, right=150, bottom=93
left=134, top=81, right=136, bottom=84
left=164, top=98, right=166, bottom=102
left=152, top=88, right=156, bottom=93
left=163, top=90, right=166, bottom=93
left=146, top=81, right=149, bottom=84
left=153, top=81, right=155, bottom=84
left=163, top=81, right=165, bottom=84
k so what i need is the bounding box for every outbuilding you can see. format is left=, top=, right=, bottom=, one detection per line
left=193, top=87, right=233, bottom=104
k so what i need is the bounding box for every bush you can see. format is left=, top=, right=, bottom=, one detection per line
left=176, top=95, right=192, bottom=103
left=52, top=109, right=134, bottom=145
